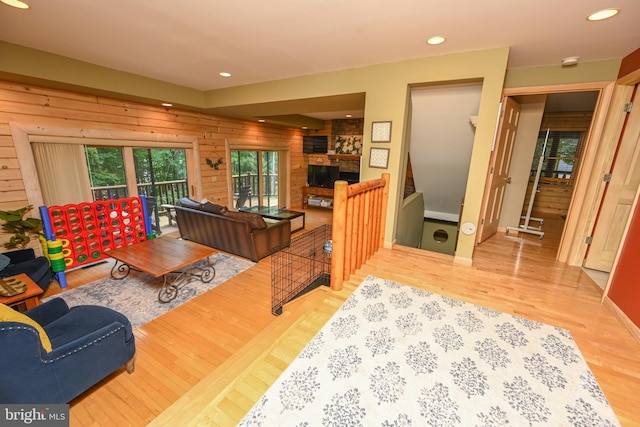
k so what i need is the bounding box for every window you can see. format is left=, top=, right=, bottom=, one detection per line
left=531, top=131, right=583, bottom=180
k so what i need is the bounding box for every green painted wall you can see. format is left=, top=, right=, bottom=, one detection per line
left=0, top=41, right=205, bottom=107
left=1, top=40, right=624, bottom=262
left=203, top=48, right=511, bottom=262
left=504, top=60, right=621, bottom=88
left=1, top=41, right=512, bottom=261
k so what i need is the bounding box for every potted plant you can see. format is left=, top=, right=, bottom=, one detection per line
left=0, top=205, right=45, bottom=250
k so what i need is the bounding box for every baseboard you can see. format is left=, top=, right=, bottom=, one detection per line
left=603, top=296, right=640, bottom=345
left=454, top=255, right=473, bottom=266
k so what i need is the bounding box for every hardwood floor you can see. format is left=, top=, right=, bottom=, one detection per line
left=42, top=210, right=640, bottom=426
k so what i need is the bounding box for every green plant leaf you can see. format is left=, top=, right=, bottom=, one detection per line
left=0, top=211, right=23, bottom=222
left=0, top=205, right=42, bottom=249
left=21, top=218, right=44, bottom=231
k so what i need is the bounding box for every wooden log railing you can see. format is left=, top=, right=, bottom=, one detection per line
left=330, top=173, right=390, bottom=291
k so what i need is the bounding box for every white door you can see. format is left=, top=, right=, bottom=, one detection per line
left=477, top=97, right=520, bottom=243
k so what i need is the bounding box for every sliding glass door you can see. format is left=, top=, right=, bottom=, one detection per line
left=32, top=143, right=189, bottom=234
left=132, top=148, right=188, bottom=234
left=85, top=146, right=128, bottom=200
left=232, top=150, right=257, bottom=209
left=231, top=150, right=280, bottom=208
left=132, top=148, right=188, bottom=201
left=84, top=146, right=188, bottom=234
left=262, top=151, right=279, bottom=207
left=85, top=147, right=188, bottom=201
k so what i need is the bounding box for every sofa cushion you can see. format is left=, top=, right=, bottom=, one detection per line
left=0, top=303, right=52, bottom=352
left=226, top=211, right=267, bottom=230
left=178, top=197, right=202, bottom=210
left=201, top=201, right=229, bottom=215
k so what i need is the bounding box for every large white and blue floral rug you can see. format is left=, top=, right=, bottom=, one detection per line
left=239, top=275, right=620, bottom=426
left=44, top=253, right=254, bottom=329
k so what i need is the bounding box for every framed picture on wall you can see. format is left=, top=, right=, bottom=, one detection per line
left=335, top=135, right=363, bottom=155
left=371, top=121, right=392, bottom=142
left=369, top=147, right=390, bottom=168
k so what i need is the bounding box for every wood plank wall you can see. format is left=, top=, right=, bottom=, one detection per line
left=540, top=111, right=593, bottom=130
left=522, top=180, right=574, bottom=217
left=0, top=80, right=308, bottom=249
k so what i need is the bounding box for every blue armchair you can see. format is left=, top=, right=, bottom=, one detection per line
left=0, top=297, right=136, bottom=403
left=0, top=248, right=53, bottom=291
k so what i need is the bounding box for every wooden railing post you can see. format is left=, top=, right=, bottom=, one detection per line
left=380, top=173, right=390, bottom=248
left=330, top=173, right=390, bottom=291
left=330, top=180, right=348, bottom=291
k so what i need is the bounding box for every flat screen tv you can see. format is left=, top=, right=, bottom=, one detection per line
left=303, top=136, right=328, bottom=153
left=308, top=165, right=340, bottom=188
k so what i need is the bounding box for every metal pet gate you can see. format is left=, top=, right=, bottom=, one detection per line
left=271, top=224, right=332, bottom=315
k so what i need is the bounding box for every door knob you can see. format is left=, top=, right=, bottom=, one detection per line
left=503, top=177, right=512, bottom=184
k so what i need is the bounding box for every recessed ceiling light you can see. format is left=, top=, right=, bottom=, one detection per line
left=1, top=0, right=29, bottom=9
left=426, top=36, right=446, bottom=45
left=587, top=8, right=620, bottom=21
left=161, top=102, right=173, bottom=107
left=346, top=114, right=352, bottom=118
left=258, top=119, right=265, bottom=123
left=219, top=72, right=231, bottom=77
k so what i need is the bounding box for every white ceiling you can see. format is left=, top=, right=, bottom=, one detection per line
left=1, top=0, right=638, bottom=121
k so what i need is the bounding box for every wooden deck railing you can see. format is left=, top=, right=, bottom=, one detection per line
left=91, top=180, right=189, bottom=207
left=330, top=173, right=390, bottom=291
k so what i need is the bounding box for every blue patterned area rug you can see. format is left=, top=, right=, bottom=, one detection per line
left=239, top=275, right=620, bottom=426
left=43, top=253, right=254, bottom=329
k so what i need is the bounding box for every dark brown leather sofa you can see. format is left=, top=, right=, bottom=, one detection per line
left=172, top=199, right=291, bottom=262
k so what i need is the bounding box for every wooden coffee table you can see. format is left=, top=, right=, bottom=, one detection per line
left=107, top=237, right=218, bottom=303
left=0, top=273, right=43, bottom=312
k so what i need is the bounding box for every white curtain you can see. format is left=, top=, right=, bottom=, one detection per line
left=32, top=143, right=93, bottom=206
